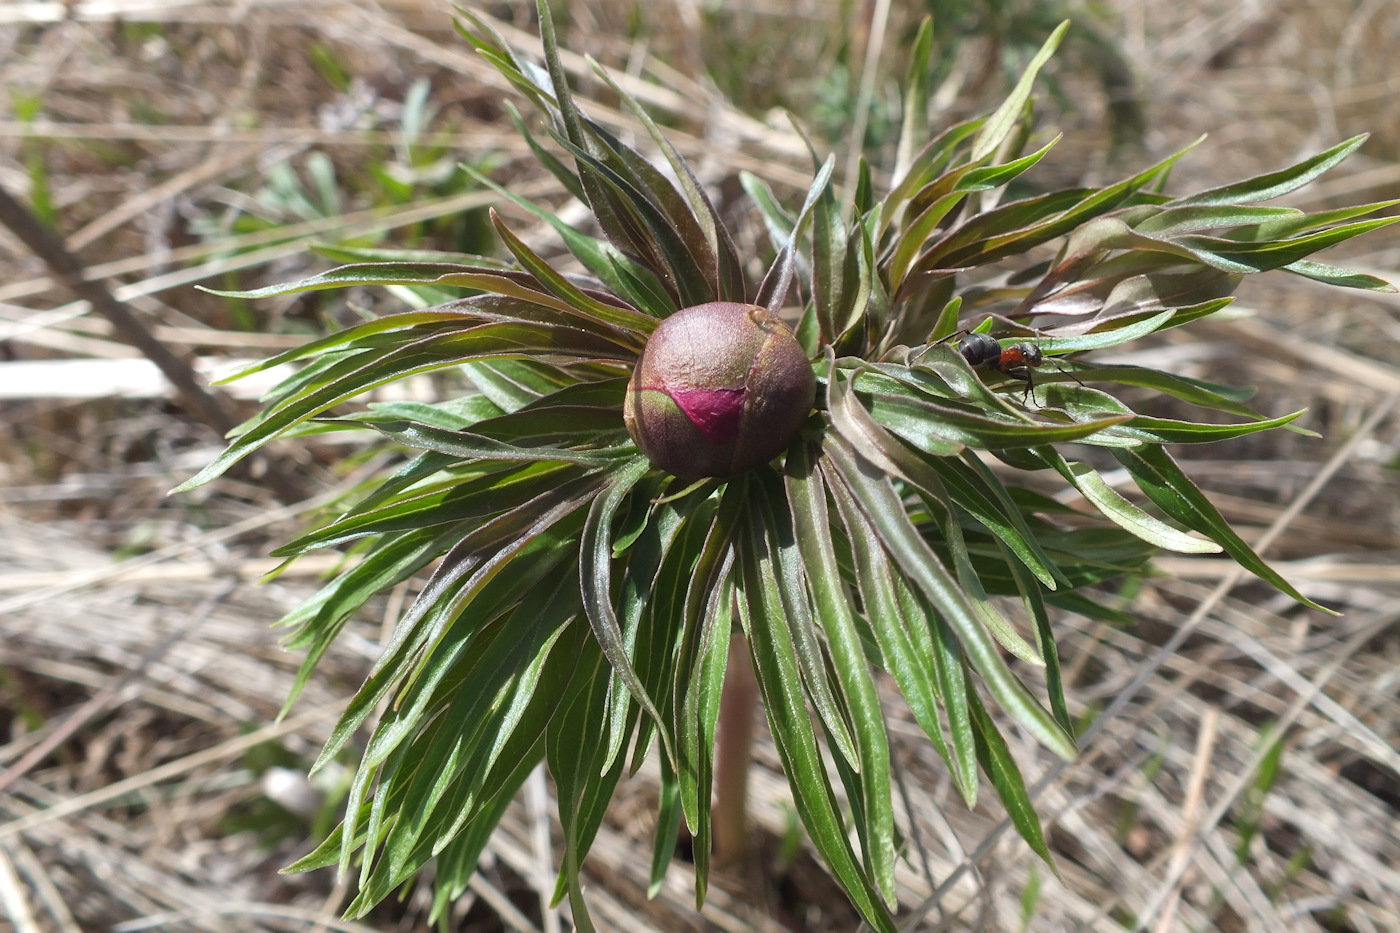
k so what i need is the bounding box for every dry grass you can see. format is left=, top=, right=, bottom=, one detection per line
left=1, top=1, right=1398, bottom=931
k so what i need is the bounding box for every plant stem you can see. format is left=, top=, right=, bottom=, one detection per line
left=712, top=631, right=757, bottom=866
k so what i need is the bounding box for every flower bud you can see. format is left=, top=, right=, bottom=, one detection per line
left=624, top=302, right=816, bottom=479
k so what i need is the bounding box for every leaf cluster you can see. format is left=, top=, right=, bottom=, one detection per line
left=181, top=5, right=1394, bottom=929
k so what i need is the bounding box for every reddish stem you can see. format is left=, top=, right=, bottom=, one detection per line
left=712, top=632, right=757, bottom=866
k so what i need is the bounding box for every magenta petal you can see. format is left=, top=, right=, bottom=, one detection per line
left=670, top=387, right=746, bottom=444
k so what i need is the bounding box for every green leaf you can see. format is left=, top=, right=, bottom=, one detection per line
left=605, top=485, right=690, bottom=770
left=1001, top=548, right=1071, bottom=735
left=502, top=99, right=587, bottom=202
left=954, top=451, right=1067, bottom=589
left=1101, top=407, right=1307, bottom=445
left=930, top=295, right=963, bottom=342
left=1170, top=134, right=1368, bottom=207
left=741, top=170, right=797, bottom=251
left=364, top=393, right=504, bottom=430
left=813, top=167, right=858, bottom=342
left=971, top=21, right=1067, bottom=162
left=462, top=359, right=561, bottom=412
left=1132, top=205, right=1303, bottom=235
left=784, top=444, right=897, bottom=904
left=681, top=569, right=731, bottom=902
left=580, top=457, right=677, bottom=767
left=1112, top=444, right=1335, bottom=613
left=338, top=526, right=582, bottom=884
left=490, top=210, right=662, bottom=338
left=893, top=16, right=933, bottom=185
left=966, top=683, right=1057, bottom=870
left=275, top=462, right=576, bottom=555
left=313, top=243, right=513, bottom=268
left=674, top=491, right=741, bottom=904
left=825, top=466, right=972, bottom=804
left=1249, top=198, right=1400, bottom=240
left=361, top=419, right=625, bottom=465
left=1283, top=260, right=1397, bottom=292
left=915, top=140, right=1201, bottom=275
left=1066, top=365, right=1264, bottom=420
left=364, top=572, right=580, bottom=897
left=546, top=637, right=612, bottom=931
left=879, top=115, right=986, bottom=237
left=827, top=360, right=1061, bottom=591
left=649, top=756, right=683, bottom=897
left=176, top=323, right=629, bottom=490
left=1169, top=216, right=1400, bottom=275
left=1035, top=308, right=1176, bottom=353
left=1040, top=449, right=1221, bottom=553
left=210, top=311, right=471, bottom=382
left=552, top=134, right=717, bottom=308
left=863, top=388, right=1131, bottom=451
left=888, top=136, right=1061, bottom=292
left=924, top=474, right=1045, bottom=667
left=586, top=59, right=746, bottom=302
left=753, top=471, right=859, bottom=769
left=316, top=478, right=598, bottom=779
left=823, top=435, right=1077, bottom=762
left=206, top=261, right=655, bottom=339
left=583, top=116, right=728, bottom=295
left=427, top=741, right=544, bottom=923
left=757, top=155, right=836, bottom=313
left=277, top=525, right=463, bottom=713
left=463, top=164, right=676, bottom=317
left=737, top=489, right=896, bottom=933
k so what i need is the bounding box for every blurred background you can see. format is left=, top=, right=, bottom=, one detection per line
left=0, top=1, right=1398, bottom=930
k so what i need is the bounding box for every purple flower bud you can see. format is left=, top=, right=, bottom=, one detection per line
left=624, top=302, right=816, bottom=479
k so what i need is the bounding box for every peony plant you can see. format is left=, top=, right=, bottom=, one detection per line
left=179, top=3, right=1396, bottom=929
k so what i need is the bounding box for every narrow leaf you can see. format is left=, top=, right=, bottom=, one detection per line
left=785, top=443, right=897, bottom=904
left=967, top=682, right=1057, bottom=870
left=824, top=435, right=1077, bottom=761
left=1112, top=444, right=1335, bottom=613
left=1171, top=134, right=1368, bottom=207
left=580, top=457, right=678, bottom=766
left=970, top=21, right=1067, bottom=162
